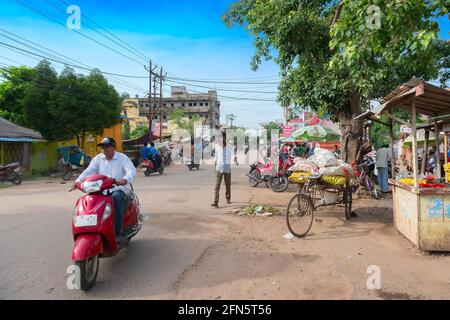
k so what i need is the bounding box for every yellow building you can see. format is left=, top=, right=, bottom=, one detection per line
left=60, top=119, right=124, bottom=158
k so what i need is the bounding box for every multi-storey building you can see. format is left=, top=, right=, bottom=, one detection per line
left=123, top=86, right=221, bottom=138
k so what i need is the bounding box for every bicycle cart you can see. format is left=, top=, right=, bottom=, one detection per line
left=286, top=174, right=353, bottom=238
left=57, top=146, right=91, bottom=181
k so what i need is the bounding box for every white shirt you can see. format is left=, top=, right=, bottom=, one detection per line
left=215, top=143, right=235, bottom=173
left=76, top=152, right=136, bottom=195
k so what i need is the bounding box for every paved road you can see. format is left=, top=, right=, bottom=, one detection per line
left=0, top=164, right=243, bottom=299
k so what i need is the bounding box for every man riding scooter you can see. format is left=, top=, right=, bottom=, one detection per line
left=148, top=142, right=162, bottom=169
left=70, top=137, right=136, bottom=245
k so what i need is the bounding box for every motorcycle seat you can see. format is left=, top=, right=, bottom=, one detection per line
left=0, top=162, right=19, bottom=171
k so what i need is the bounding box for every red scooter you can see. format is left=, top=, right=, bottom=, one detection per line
left=142, top=157, right=164, bottom=176
left=71, top=174, right=141, bottom=290
left=0, top=162, right=22, bottom=185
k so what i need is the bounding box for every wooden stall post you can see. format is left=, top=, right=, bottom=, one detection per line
left=445, top=133, right=449, bottom=183
left=411, top=99, right=419, bottom=189
left=422, top=130, right=429, bottom=175
left=388, top=119, right=395, bottom=178
left=435, top=123, right=442, bottom=179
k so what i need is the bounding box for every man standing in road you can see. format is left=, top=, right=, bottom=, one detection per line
left=376, top=144, right=391, bottom=193
left=211, top=131, right=238, bottom=208
left=71, top=137, right=136, bottom=243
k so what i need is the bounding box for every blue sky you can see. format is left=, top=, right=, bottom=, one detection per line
left=0, top=0, right=448, bottom=128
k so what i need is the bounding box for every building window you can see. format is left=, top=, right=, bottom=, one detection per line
left=163, top=115, right=167, bottom=120
left=194, top=103, right=197, bottom=106
left=200, top=103, right=203, bottom=106
left=189, top=103, right=192, bottom=107
left=182, top=103, right=185, bottom=107
left=205, top=102, right=209, bottom=106
left=145, top=104, right=149, bottom=108
left=171, top=103, right=174, bottom=107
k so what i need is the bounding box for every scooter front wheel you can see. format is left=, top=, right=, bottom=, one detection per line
left=144, top=169, right=151, bottom=177
left=75, top=255, right=99, bottom=291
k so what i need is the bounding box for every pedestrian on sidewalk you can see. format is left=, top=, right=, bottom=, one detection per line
left=211, top=131, right=238, bottom=208
left=376, top=144, right=391, bottom=193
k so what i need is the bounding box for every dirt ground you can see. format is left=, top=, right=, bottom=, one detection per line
left=152, top=172, right=450, bottom=300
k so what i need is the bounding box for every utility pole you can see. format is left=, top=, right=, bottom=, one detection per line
left=227, top=113, right=236, bottom=128
left=159, top=67, right=167, bottom=143
left=144, top=60, right=157, bottom=141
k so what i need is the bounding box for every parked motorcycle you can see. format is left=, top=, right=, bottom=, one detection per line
left=142, top=157, right=164, bottom=176
left=246, top=156, right=290, bottom=193
left=71, top=174, right=142, bottom=290
left=0, top=162, right=22, bottom=185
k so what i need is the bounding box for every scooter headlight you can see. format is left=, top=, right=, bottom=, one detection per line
left=101, top=204, right=112, bottom=223
left=82, top=180, right=102, bottom=193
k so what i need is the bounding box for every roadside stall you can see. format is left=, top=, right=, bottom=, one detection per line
left=375, top=78, right=450, bottom=251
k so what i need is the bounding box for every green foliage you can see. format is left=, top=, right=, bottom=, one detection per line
left=263, top=121, right=281, bottom=140
left=223, top=0, right=448, bottom=160
left=168, top=108, right=201, bottom=135
left=0, top=60, right=121, bottom=146
left=0, top=65, right=34, bottom=125
left=122, top=121, right=131, bottom=140
left=130, top=125, right=148, bottom=139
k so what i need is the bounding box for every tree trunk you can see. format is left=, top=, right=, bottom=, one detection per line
left=338, top=92, right=364, bottom=164
left=81, top=130, right=86, bottom=151
left=76, top=135, right=81, bottom=148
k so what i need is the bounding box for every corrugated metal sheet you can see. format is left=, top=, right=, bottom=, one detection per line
left=0, top=117, right=43, bottom=140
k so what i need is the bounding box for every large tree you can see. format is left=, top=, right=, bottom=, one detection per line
left=223, top=0, right=449, bottom=162
left=0, top=66, right=34, bottom=124
left=0, top=61, right=121, bottom=148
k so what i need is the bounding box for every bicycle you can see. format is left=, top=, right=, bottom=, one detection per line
left=286, top=174, right=352, bottom=238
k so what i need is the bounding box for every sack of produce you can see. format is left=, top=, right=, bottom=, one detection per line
left=321, top=175, right=347, bottom=186
left=288, top=160, right=318, bottom=173
left=338, top=161, right=355, bottom=177
left=289, top=171, right=311, bottom=184
left=309, top=148, right=339, bottom=168
left=319, top=166, right=346, bottom=176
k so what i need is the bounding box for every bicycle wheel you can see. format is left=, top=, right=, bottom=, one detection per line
left=286, top=193, right=314, bottom=238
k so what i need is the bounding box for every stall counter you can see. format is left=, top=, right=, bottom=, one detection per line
left=390, top=179, right=450, bottom=251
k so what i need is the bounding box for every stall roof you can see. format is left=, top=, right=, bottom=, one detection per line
left=376, top=78, right=450, bottom=117
left=0, top=117, right=43, bottom=141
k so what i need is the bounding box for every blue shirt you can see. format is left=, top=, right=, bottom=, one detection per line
left=148, top=146, right=160, bottom=156
left=140, top=146, right=151, bottom=159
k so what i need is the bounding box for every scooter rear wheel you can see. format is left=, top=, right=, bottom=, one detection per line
left=144, top=169, right=151, bottom=177
left=75, top=255, right=99, bottom=291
